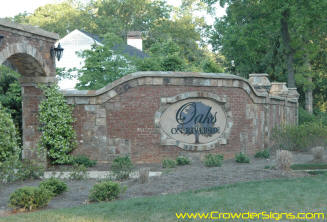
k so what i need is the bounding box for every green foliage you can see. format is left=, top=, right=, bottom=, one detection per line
left=111, top=156, right=134, bottom=180
left=162, top=159, right=176, bottom=168
left=38, top=84, right=77, bottom=165
left=271, top=122, right=327, bottom=151
left=76, top=33, right=136, bottom=90
left=39, top=178, right=67, bottom=196
left=0, top=103, right=19, bottom=164
left=17, top=160, right=45, bottom=180
left=299, top=107, right=316, bottom=125
left=201, top=58, right=224, bottom=73
left=89, top=180, right=122, bottom=202
left=0, top=158, right=44, bottom=184
left=254, top=149, right=270, bottom=159
left=26, top=1, right=94, bottom=37
left=69, top=164, right=87, bottom=180
left=203, top=154, right=224, bottom=167
left=235, top=152, right=250, bottom=163
left=73, top=155, right=96, bottom=168
left=176, top=156, right=191, bottom=166
left=0, top=65, right=22, bottom=137
left=9, top=186, right=52, bottom=211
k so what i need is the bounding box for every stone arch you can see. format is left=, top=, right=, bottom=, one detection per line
left=0, top=19, right=59, bottom=163
left=0, top=43, right=50, bottom=76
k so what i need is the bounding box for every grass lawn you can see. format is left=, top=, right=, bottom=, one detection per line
left=1, top=174, right=327, bottom=222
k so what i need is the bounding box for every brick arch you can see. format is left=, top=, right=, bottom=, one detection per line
left=0, top=43, right=50, bottom=77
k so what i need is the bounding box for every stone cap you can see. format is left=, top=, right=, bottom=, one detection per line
left=248, top=73, right=271, bottom=93
left=0, top=18, right=59, bottom=40
left=62, top=71, right=258, bottom=97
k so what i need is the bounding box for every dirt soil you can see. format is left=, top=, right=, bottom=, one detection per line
left=0, top=151, right=319, bottom=217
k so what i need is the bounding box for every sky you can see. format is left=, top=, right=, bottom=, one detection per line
left=0, top=0, right=226, bottom=25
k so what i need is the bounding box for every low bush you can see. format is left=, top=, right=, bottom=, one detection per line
left=235, top=152, right=250, bottom=163
left=271, top=122, right=327, bottom=151
left=89, top=181, right=121, bottom=202
left=72, top=155, right=96, bottom=167
left=9, top=186, right=52, bottom=211
left=254, top=149, right=270, bottom=159
left=17, top=160, right=45, bottom=180
left=162, top=159, right=176, bottom=168
left=39, top=178, right=67, bottom=196
left=204, top=154, right=224, bottom=167
left=69, top=164, right=87, bottom=180
left=276, top=150, right=292, bottom=171
left=0, top=159, right=44, bottom=184
left=111, top=156, right=134, bottom=180
left=176, top=156, right=191, bottom=166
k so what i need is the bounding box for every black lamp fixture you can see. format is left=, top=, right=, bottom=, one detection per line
left=0, top=35, right=4, bottom=46
left=50, top=43, right=64, bottom=61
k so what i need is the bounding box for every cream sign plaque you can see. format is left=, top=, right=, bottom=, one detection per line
left=155, top=92, right=232, bottom=151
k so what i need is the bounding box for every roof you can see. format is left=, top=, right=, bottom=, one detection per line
left=79, top=30, right=104, bottom=44
left=78, top=30, right=147, bottom=59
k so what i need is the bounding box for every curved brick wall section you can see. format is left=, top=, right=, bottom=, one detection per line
left=63, top=72, right=298, bottom=164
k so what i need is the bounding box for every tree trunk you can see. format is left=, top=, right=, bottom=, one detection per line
left=305, top=78, right=313, bottom=113
left=304, top=54, right=313, bottom=113
left=281, top=9, right=296, bottom=88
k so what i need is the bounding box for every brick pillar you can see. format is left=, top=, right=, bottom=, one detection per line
left=20, top=84, right=44, bottom=162
left=20, top=77, right=56, bottom=164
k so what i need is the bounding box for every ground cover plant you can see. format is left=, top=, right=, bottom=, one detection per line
left=111, top=156, right=134, bottom=180
left=254, top=149, right=270, bottom=159
left=1, top=174, right=326, bottom=221
left=39, top=178, right=67, bottom=196
left=203, top=154, right=224, bottom=167
left=162, top=159, right=176, bottom=168
left=8, top=186, right=52, bottom=211
left=235, top=152, right=250, bottom=163
left=176, top=156, right=190, bottom=166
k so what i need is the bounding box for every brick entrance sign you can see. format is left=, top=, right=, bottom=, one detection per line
left=63, top=72, right=299, bottom=163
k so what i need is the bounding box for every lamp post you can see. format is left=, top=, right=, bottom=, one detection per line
left=50, top=43, right=64, bottom=61
left=0, top=35, right=4, bottom=46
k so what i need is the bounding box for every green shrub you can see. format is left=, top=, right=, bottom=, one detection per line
left=38, top=84, right=77, bottom=165
left=235, top=152, right=250, bottom=163
left=17, top=160, right=45, bottom=180
left=204, top=154, right=224, bottom=167
left=0, top=103, right=19, bottom=165
left=162, top=159, right=176, bottom=168
left=0, top=159, right=44, bottom=184
left=39, top=178, right=67, bottom=196
left=271, top=122, right=327, bottom=151
left=111, top=156, right=134, bottom=180
left=89, top=181, right=121, bottom=202
left=69, top=164, right=87, bottom=180
left=176, top=156, right=191, bottom=166
left=9, top=186, right=52, bottom=211
left=73, top=155, right=96, bottom=167
left=254, top=149, right=270, bottom=159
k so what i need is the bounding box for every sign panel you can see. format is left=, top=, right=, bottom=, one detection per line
left=160, top=99, right=227, bottom=144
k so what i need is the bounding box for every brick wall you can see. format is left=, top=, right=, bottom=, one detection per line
left=63, top=72, right=298, bottom=164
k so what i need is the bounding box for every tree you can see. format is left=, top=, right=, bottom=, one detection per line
left=76, top=34, right=136, bottom=90
left=205, top=0, right=327, bottom=112
left=26, top=0, right=95, bottom=37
